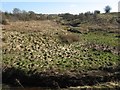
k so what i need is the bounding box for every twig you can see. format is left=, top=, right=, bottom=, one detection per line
left=15, top=78, right=24, bottom=88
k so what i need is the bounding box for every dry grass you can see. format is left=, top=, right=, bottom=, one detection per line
left=2, top=20, right=65, bottom=34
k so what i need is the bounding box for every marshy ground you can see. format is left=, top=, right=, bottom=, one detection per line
left=1, top=13, right=120, bottom=89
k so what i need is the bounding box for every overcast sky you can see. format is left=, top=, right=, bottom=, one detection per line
left=1, top=0, right=119, bottom=14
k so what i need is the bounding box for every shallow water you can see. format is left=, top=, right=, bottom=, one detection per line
left=2, top=84, right=63, bottom=90
left=2, top=87, right=57, bottom=90
left=2, top=87, right=53, bottom=90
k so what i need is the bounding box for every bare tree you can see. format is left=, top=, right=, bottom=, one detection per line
left=13, top=8, right=21, bottom=15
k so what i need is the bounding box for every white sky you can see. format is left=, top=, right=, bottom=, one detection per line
left=1, top=0, right=120, bottom=14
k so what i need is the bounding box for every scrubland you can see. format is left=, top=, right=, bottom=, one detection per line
left=1, top=12, right=120, bottom=89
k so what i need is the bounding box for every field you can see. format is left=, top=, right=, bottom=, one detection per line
left=1, top=13, right=120, bottom=89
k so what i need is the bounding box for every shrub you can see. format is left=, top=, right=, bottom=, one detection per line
left=1, top=19, right=8, bottom=25
left=94, top=10, right=100, bottom=14
left=59, top=33, right=80, bottom=44
left=104, top=5, right=111, bottom=13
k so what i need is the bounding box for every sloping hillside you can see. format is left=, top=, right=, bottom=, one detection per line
left=2, top=13, right=120, bottom=89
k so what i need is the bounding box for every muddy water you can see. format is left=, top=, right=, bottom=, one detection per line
left=2, top=87, right=54, bottom=90
left=2, top=84, right=55, bottom=90
left=2, top=87, right=57, bottom=90
left=2, top=84, right=63, bottom=90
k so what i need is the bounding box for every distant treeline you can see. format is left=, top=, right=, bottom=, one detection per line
left=0, top=7, right=118, bottom=26
left=0, top=8, right=101, bottom=21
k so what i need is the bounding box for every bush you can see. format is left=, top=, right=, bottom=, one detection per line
left=59, top=33, right=80, bottom=44
left=1, top=19, right=8, bottom=25
left=94, top=10, right=100, bottom=14
left=104, top=5, right=111, bottom=13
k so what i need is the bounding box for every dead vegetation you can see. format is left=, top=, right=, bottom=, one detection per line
left=59, top=33, right=80, bottom=44
left=2, top=20, right=65, bottom=34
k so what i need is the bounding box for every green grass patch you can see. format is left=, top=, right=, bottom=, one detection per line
left=81, top=31, right=119, bottom=47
